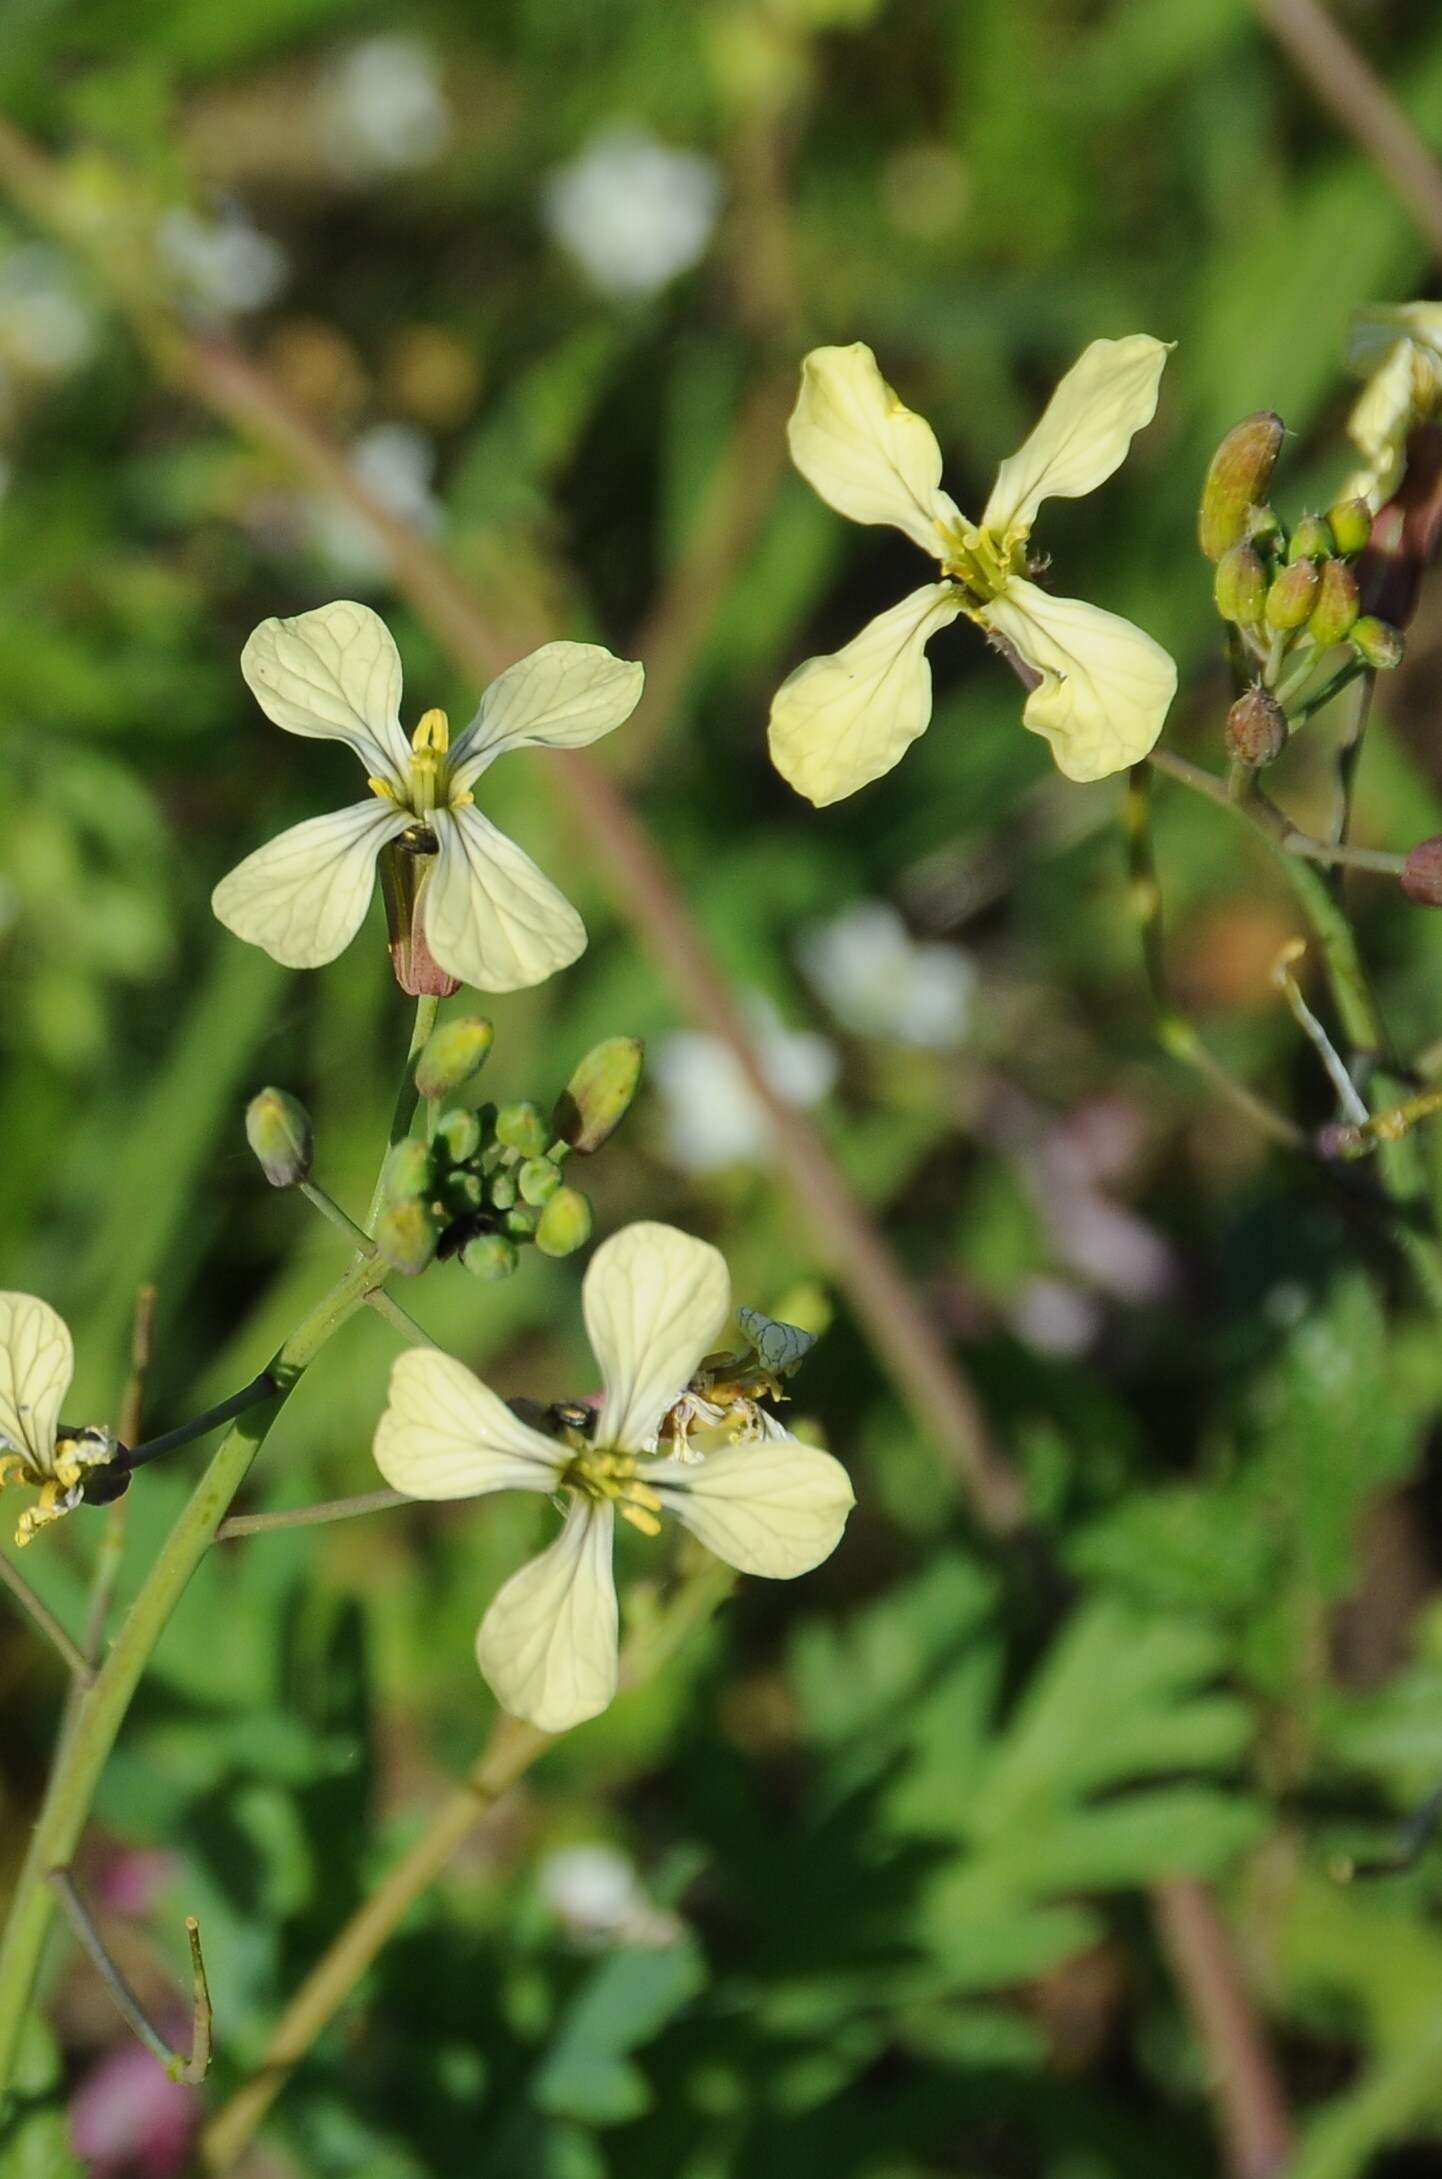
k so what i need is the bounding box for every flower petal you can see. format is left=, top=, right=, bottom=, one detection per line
left=242, top=601, right=412, bottom=785
left=211, top=799, right=410, bottom=968
left=0, top=1294, right=72, bottom=1473
left=1342, top=338, right=1420, bottom=508
left=980, top=579, right=1177, bottom=782
left=638, top=1433, right=854, bottom=1578
left=476, top=1497, right=619, bottom=1731
left=768, top=583, right=960, bottom=808
left=982, top=336, right=1171, bottom=539
left=450, top=642, right=644, bottom=789
left=1346, top=302, right=1442, bottom=378
left=374, top=1349, right=565, bottom=1500
left=423, top=805, right=586, bottom=993
left=787, top=343, right=961, bottom=555
left=586, top=1222, right=731, bottom=1450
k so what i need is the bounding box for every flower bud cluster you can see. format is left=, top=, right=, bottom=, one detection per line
left=373, top=1024, right=643, bottom=1281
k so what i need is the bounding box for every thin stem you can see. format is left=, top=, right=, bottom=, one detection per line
left=48, top=1870, right=211, bottom=2085
left=1152, top=1877, right=1294, bottom=2179
left=0, top=1554, right=90, bottom=1681
left=300, top=1180, right=432, bottom=1345
left=1147, top=751, right=1404, bottom=873
left=1319, top=1083, right=1442, bottom=1161
left=364, top=1288, right=435, bottom=1345
left=364, top=995, right=439, bottom=1236
left=117, top=1371, right=279, bottom=1476
left=215, top=1489, right=409, bottom=1542
left=83, top=1286, right=157, bottom=1666
left=299, top=1178, right=370, bottom=1248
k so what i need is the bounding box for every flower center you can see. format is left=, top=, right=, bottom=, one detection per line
left=937, top=517, right=1027, bottom=604
left=368, top=708, right=474, bottom=820
left=562, top=1444, right=664, bottom=1537
left=0, top=1425, right=117, bottom=1546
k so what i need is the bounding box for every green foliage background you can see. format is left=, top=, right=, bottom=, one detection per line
left=6, top=0, right=1442, bottom=2172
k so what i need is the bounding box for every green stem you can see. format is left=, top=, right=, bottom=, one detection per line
left=0, top=1554, right=90, bottom=1681
left=0, top=1248, right=385, bottom=2101
left=364, top=995, right=440, bottom=1235
left=215, top=1488, right=409, bottom=1542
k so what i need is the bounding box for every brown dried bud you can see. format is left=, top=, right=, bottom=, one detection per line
left=1198, top=412, right=1285, bottom=561
left=1307, top=558, right=1360, bottom=647
left=1402, top=837, right=1442, bottom=906
left=1264, top=557, right=1321, bottom=630
left=1225, top=686, right=1287, bottom=768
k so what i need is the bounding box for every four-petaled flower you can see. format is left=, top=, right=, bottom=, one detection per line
left=372, top=1221, right=855, bottom=1731
left=0, top=1293, right=114, bottom=1546
left=768, top=338, right=1178, bottom=804
left=212, top=601, right=643, bottom=993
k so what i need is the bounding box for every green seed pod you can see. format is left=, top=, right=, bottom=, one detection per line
left=462, top=1232, right=520, bottom=1282
left=1308, top=558, right=1360, bottom=647
left=1213, top=543, right=1268, bottom=625
left=535, top=1186, right=593, bottom=1258
left=503, top=1204, right=540, bottom=1240
left=552, top=1036, right=645, bottom=1155
left=375, top=1198, right=441, bottom=1277
left=1225, top=686, right=1287, bottom=768
left=488, top=1169, right=518, bottom=1212
left=1351, top=615, right=1405, bottom=669
left=1287, top=513, right=1334, bottom=563
left=518, top=1156, right=562, bottom=1207
left=1327, top=496, right=1373, bottom=556
left=1264, top=557, right=1321, bottom=630
left=1198, top=412, right=1285, bottom=561
left=495, top=1101, right=548, bottom=1158
left=382, top=1137, right=434, bottom=1203
left=244, top=1087, right=313, bottom=1189
left=414, top=1016, right=495, bottom=1102
left=434, top=1107, right=481, bottom=1164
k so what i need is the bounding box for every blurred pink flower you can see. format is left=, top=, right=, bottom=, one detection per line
left=70, top=2041, right=197, bottom=2178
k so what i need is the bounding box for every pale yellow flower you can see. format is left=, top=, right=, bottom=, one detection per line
left=768, top=338, right=1177, bottom=803
left=373, top=1222, right=855, bottom=1732
left=1342, top=302, right=1442, bottom=508
left=0, top=1293, right=115, bottom=1545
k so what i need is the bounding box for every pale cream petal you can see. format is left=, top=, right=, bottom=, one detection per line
left=787, top=343, right=962, bottom=556
left=980, top=579, right=1177, bottom=782
left=638, top=1433, right=854, bottom=1578
left=0, top=1294, right=72, bottom=1474
left=1343, top=339, right=1419, bottom=509
left=982, top=336, right=1171, bottom=539
left=373, top=1349, right=565, bottom=1501
left=422, top=805, right=586, bottom=994
left=241, top=601, right=412, bottom=785
left=585, top=1223, right=730, bottom=1450
left=476, top=1497, right=619, bottom=1732
left=211, top=800, right=410, bottom=968
left=450, top=643, right=644, bottom=789
left=1347, top=303, right=1442, bottom=377
left=768, top=583, right=960, bottom=808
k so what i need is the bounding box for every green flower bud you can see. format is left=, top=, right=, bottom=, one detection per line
left=382, top=1137, right=434, bottom=1203
left=518, top=1156, right=562, bottom=1207
left=1264, top=557, right=1321, bottom=630
left=440, top=1168, right=484, bottom=1217
left=503, top=1204, right=540, bottom=1240
left=495, top=1101, right=548, bottom=1158
left=1225, top=686, right=1287, bottom=767
left=1351, top=615, right=1405, bottom=669
left=434, top=1107, right=481, bottom=1164
left=244, top=1087, right=313, bottom=1189
left=1287, top=513, right=1334, bottom=562
left=1198, top=412, right=1285, bottom=561
left=552, top=1037, right=645, bottom=1155
left=1327, top=497, right=1373, bottom=556
left=1246, top=505, right=1283, bottom=547
left=1402, top=838, right=1442, bottom=907
left=375, top=1198, right=441, bottom=1277
left=462, top=1232, right=520, bottom=1282
left=488, top=1169, right=518, bottom=1212
left=1213, top=542, right=1268, bottom=625
left=1308, top=558, right=1360, bottom=647
left=535, top=1186, right=593, bottom=1258
left=414, top=1016, right=495, bottom=1102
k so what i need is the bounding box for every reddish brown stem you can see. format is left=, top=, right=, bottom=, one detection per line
left=1152, top=1877, right=1294, bottom=2179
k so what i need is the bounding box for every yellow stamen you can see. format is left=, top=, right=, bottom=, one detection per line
left=412, top=707, right=450, bottom=756
left=367, top=775, right=398, bottom=802
left=618, top=1502, right=662, bottom=1538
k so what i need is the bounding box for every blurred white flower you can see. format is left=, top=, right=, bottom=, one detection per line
left=0, top=245, right=96, bottom=378
left=1009, top=1276, right=1102, bottom=1359
left=318, top=36, right=450, bottom=179
left=798, top=899, right=975, bottom=1049
left=653, top=997, right=839, bottom=1173
left=537, top=1843, right=680, bottom=1947
left=156, top=205, right=289, bottom=318
left=542, top=127, right=722, bottom=299
left=309, top=422, right=442, bottom=578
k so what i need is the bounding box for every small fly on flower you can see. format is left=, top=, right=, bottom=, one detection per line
left=0, top=1294, right=116, bottom=1546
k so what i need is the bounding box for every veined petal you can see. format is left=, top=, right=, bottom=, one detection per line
left=476, top=1496, right=619, bottom=1732
left=423, top=805, right=586, bottom=994
left=0, top=1294, right=72, bottom=1474
left=1347, top=302, right=1442, bottom=378
left=768, top=583, right=960, bottom=808
left=374, top=1349, right=565, bottom=1501
left=1343, top=339, right=1421, bottom=509
left=788, top=343, right=962, bottom=556
left=981, top=579, right=1176, bottom=782
left=450, top=642, right=644, bottom=789
left=638, top=1433, right=854, bottom=1578
left=242, top=601, right=412, bottom=786
left=211, top=800, right=410, bottom=968
left=586, top=1223, right=730, bottom=1450
left=982, top=336, right=1171, bottom=539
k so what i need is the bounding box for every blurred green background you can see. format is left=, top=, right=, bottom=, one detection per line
left=9, top=1, right=1442, bottom=2173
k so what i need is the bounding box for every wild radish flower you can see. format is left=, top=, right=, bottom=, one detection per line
left=542, top=128, right=722, bottom=299
left=0, top=1293, right=115, bottom=1546
left=372, top=1222, right=855, bottom=1732
left=211, top=601, right=642, bottom=993
left=317, top=36, right=450, bottom=179
left=1342, top=302, right=1442, bottom=508
left=768, top=338, right=1177, bottom=803
left=798, top=899, right=976, bottom=1049
left=651, top=995, right=839, bottom=1173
